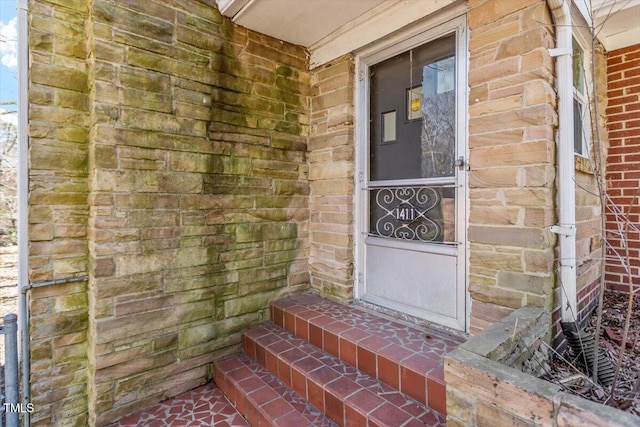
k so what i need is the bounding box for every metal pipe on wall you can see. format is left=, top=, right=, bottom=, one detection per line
left=17, top=0, right=31, bottom=425
left=547, top=0, right=578, bottom=324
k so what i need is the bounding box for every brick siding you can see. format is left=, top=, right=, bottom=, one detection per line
left=605, top=44, right=640, bottom=293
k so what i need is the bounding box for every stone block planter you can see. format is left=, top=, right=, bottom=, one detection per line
left=445, top=306, right=640, bottom=426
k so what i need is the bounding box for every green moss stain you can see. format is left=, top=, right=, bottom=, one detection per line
left=203, top=16, right=310, bottom=330
left=276, top=65, right=293, bottom=77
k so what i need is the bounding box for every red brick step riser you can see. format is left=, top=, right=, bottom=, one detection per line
left=241, top=323, right=445, bottom=427
left=270, top=297, right=457, bottom=414
left=214, top=352, right=337, bottom=427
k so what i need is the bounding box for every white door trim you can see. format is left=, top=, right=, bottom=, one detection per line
left=353, top=14, right=469, bottom=332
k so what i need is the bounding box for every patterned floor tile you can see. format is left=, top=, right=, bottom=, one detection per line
left=108, top=383, right=250, bottom=427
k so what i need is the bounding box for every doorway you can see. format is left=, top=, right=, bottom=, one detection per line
left=356, top=19, right=467, bottom=331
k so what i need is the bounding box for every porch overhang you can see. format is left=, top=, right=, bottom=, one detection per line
left=216, top=0, right=458, bottom=68
left=576, top=0, right=640, bottom=52
left=218, top=0, right=640, bottom=64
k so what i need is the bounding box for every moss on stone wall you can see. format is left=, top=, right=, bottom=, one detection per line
left=30, top=0, right=311, bottom=425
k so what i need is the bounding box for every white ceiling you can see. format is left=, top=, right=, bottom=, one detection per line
left=590, top=0, right=640, bottom=51
left=217, top=0, right=640, bottom=63
left=216, top=0, right=459, bottom=67
left=217, top=0, right=388, bottom=48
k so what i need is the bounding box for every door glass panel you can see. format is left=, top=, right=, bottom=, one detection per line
left=421, top=55, right=456, bottom=177
left=369, top=33, right=457, bottom=243
left=369, top=185, right=455, bottom=242
left=370, top=34, right=456, bottom=181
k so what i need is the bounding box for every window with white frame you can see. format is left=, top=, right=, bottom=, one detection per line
left=572, top=35, right=589, bottom=156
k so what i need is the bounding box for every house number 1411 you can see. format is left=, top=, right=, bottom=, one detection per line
left=393, top=207, right=417, bottom=222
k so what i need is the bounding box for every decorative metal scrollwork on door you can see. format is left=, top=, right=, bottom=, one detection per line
left=369, top=186, right=455, bottom=243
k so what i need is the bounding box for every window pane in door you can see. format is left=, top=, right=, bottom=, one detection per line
left=370, top=34, right=456, bottom=181
left=369, top=186, right=456, bottom=243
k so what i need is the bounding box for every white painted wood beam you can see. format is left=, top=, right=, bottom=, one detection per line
left=309, top=0, right=457, bottom=69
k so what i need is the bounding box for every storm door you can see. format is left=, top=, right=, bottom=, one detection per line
left=357, top=22, right=467, bottom=331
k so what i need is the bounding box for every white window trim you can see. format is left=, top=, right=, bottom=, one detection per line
left=572, top=9, right=594, bottom=159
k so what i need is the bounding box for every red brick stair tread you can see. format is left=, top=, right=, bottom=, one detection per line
left=271, top=294, right=462, bottom=413
left=214, top=352, right=338, bottom=427
left=243, top=322, right=446, bottom=427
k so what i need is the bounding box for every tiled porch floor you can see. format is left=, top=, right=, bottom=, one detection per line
left=109, top=383, right=249, bottom=427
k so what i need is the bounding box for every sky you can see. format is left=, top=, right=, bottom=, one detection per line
left=0, top=0, right=17, bottom=127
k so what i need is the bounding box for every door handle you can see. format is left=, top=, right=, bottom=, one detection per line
left=455, top=156, right=466, bottom=170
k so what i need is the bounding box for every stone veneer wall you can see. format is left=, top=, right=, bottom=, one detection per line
left=467, top=0, right=557, bottom=334
left=605, top=44, right=640, bottom=293
left=308, top=56, right=355, bottom=300
left=29, top=1, right=310, bottom=425
left=305, top=0, right=609, bottom=335
left=467, top=0, right=607, bottom=340
left=26, top=0, right=614, bottom=423
left=28, top=0, right=90, bottom=425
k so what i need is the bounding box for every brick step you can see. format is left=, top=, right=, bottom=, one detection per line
left=270, top=294, right=464, bottom=414
left=214, top=352, right=338, bottom=427
left=242, top=322, right=446, bottom=427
